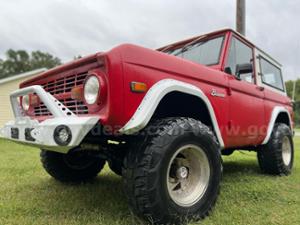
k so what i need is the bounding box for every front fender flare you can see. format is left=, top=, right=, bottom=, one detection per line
left=119, top=79, right=225, bottom=148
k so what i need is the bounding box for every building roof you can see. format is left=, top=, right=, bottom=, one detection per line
left=0, top=68, right=47, bottom=85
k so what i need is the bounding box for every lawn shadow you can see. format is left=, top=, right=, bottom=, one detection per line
left=23, top=154, right=262, bottom=224
left=223, top=160, right=260, bottom=174
left=222, top=153, right=262, bottom=182
left=26, top=172, right=138, bottom=223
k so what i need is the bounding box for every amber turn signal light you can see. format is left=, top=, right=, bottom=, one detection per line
left=130, top=82, right=147, bottom=93
left=71, top=86, right=83, bottom=100
left=30, top=95, right=40, bottom=107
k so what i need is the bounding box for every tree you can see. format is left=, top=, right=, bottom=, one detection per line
left=285, top=80, right=293, bottom=99
left=285, top=79, right=300, bottom=102
left=73, top=55, right=82, bottom=60
left=0, top=49, right=61, bottom=79
left=286, top=79, right=300, bottom=127
left=30, top=51, right=61, bottom=70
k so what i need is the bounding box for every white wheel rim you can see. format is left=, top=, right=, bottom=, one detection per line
left=166, top=144, right=210, bottom=207
left=282, top=136, right=292, bottom=166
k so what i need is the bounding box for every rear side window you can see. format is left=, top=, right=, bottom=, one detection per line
left=259, top=57, right=284, bottom=91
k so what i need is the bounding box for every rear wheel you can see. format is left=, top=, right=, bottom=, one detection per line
left=107, top=143, right=128, bottom=176
left=40, top=148, right=106, bottom=182
left=257, top=123, right=294, bottom=175
left=123, top=117, right=222, bottom=224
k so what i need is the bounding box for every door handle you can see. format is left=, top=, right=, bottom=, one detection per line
left=256, top=86, right=264, bottom=91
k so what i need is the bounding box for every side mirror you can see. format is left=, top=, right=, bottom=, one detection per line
left=235, top=63, right=253, bottom=80
left=224, top=67, right=232, bottom=75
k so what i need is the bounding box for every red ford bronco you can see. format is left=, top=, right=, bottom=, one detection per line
left=0, top=28, right=294, bottom=224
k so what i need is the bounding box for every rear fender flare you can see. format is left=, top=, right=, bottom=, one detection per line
left=262, top=106, right=293, bottom=144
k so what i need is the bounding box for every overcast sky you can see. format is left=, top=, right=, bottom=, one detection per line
left=0, top=0, right=299, bottom=80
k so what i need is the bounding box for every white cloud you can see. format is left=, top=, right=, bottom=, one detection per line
left=0, top=0, right=299, bottom=80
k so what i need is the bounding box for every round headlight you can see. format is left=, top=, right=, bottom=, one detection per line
left=84, top=76, right=100, bottom=104
left=22, top=95, right=30, bottom=111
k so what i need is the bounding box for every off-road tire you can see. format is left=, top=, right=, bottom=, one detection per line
left=40, top=149, right=106, bottom=183
left=123, top=117, right=222, bottom=225
left=257, top=123, right=294, bottom=175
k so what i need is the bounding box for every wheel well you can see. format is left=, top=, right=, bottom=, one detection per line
left=152, top=91, right=214, bottom=129
left=275, top=112, right=291, bottom=127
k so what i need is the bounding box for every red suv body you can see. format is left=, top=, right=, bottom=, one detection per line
left=19, top=28, right=293, bottom=149
left=1, top=28, right=294, bottom=225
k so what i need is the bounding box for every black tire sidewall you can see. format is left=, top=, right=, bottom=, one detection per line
left=41, top=150, right=105, bottom=182
left=258, top=123, right=294, bottom=175
left=276, top=125, right=294, bottom=171
left=152, top=126, right=221, bottom=220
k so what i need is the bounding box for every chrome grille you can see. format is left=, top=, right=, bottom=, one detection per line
left=33, top=73, right=89, bottom=117
left=34, top=98, right=88, bottom=117
left=43, top=73, right=87, bottom=95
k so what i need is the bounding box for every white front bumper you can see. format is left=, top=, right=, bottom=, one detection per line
left=0, top=85, right=99, bottom=153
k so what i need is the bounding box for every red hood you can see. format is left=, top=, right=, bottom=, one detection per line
left=108, top=43, right=225, bottom=85
left=20, top=53, right=104, bottom=88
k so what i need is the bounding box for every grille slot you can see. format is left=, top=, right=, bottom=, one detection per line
left=42, top=73, right=87, bottom=95
left=33, top=73, right=89, bottom=117
left=34, top=98, right=88, bottom=117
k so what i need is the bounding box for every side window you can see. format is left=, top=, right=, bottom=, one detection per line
left=259, top=57, right=284, bottom=91
left=226, top=37, right=254, bottom=83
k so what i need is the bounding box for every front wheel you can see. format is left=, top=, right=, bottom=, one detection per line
left=40, top=148, right=106, bottom=183
left=123, top=118, right=222, bottom=225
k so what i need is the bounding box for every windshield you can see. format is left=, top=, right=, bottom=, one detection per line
left=164, top=36, right=224, bottom=66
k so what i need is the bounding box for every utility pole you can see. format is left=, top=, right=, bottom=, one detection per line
left=236, top=0, right=246, bottom=35
left=292, top=79, right=297, bottom=102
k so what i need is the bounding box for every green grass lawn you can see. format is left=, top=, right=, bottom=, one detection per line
left=0, top=138, right=299, bottom=225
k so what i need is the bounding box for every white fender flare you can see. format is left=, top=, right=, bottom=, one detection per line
left=119, top=79, right=225, bottom=148
left=262, top=106, right=293, bottom=145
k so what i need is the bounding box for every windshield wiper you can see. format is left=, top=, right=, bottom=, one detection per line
left=174, top=36, right=208, bottom=56
left=160, top=34, right=207, bottom=54
left=160, top=44, right=175, bottom=52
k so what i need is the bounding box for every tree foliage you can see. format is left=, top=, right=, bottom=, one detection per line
left=0, top=49, right=61, bottom=79
left=285, top=79, right=300, bottom=127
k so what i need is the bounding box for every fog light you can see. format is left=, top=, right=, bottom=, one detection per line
left=54, top=125, right=72, bottom=146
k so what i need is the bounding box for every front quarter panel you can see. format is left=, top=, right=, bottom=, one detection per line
left=117, top=44, right=230, bottom=147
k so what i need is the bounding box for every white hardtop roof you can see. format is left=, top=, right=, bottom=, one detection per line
left=158, top=27, right=282, bottom=67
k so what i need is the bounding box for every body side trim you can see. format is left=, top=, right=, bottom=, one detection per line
left=262, top=106, right=292, bottom=145
left=119, top=79, right=225, bottom=148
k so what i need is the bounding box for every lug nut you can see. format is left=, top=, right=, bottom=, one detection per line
left=176, top=166, right=189, bottom=179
